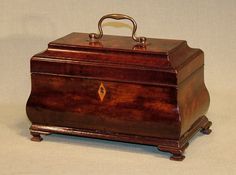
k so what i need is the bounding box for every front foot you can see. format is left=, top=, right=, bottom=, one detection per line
left=158, top=142, right=189, bottom=161
left=30, top=131, right=43, bottom=142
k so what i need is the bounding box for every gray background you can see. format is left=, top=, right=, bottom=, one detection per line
left=1, top=0, right=235, bottom=174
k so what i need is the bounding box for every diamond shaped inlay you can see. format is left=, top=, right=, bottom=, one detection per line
left=98, top=82, right=106, bottom=102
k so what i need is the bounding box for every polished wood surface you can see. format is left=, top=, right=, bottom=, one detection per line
left=26, top=32, right=211, bottom=161
left=27, top=74, right=179, bottom=139
left=49, top=32, right=185, bottom=55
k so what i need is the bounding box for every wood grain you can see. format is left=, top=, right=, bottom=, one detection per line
left=26, top=32, right=211, bottom=161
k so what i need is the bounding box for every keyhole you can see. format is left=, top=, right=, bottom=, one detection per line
left=100, top=87, right=104, bottom=94
left=98, top=82, right=106, bottom=102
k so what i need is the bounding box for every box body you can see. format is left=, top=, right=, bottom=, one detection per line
left=26, top=33, right=211, bottom=160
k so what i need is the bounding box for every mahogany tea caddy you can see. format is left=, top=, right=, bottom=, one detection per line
left=26, top=14, right=212, bottom=161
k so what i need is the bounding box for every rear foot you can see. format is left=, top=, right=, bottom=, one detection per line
left=201, top=121, right=212, bottom=135
left=201, top=128, right=212, bottom=134
left=170, top=154, right=185, bottom=161
left=30, top=132, right=43, bottom=142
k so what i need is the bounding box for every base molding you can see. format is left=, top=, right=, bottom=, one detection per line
left=30, top=115, right=212, bottom=161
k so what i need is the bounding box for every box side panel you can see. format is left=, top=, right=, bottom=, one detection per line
left=26, top=73, right=181, bottom=139
left=178, top=67, right=210, bottom=136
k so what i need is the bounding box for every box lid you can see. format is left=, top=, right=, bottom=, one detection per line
left=31, top=32, right=204, bottom=86
left=49, top=33, right=184, bottom=55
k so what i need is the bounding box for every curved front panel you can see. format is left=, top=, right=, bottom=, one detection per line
left=26, top=73, right=181, bottom=139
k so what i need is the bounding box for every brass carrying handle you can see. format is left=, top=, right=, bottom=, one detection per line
left=89, top=14, right=146, bottom=44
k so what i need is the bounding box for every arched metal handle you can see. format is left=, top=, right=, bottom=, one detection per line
left=89, top=14, right=146, bottom=44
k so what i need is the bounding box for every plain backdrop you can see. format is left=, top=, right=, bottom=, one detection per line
left=0, top=0, right=236, bottom=175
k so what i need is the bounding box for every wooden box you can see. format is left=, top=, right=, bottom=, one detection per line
left=26, top=14, right=212, bottom=161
